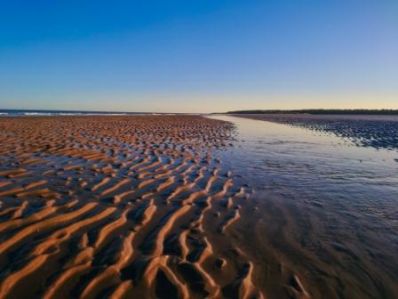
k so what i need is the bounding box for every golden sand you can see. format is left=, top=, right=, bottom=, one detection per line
left=0, top=116, right=266, bottom=299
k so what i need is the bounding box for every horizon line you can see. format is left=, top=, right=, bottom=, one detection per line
left=2, top=107, right=398, bottom=115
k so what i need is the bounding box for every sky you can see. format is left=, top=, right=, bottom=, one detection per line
left=0, top=0, right=397, bottom=112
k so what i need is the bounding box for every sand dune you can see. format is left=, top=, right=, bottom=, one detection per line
left=0, top=116, right=265, bottom=299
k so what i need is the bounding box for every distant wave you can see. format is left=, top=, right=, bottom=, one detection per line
left=0, top=110, right=149, bottom=116
left=23, top=112, right=55, bottom=116
left=0, top=110, right=192, bottom=117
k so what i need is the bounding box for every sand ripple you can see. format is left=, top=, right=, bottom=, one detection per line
left=0, top=116, right=264, bottom=299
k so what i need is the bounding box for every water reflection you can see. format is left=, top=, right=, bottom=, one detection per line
left=209, top=115, right=398, bottom=299
left=211, top=115, right=398, bottom=194
left=227, top=114, right=398, bottom=150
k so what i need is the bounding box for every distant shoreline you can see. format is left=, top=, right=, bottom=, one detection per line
left=2, top=108, right=398, bottom=117
left=223, top=109, right=398, bottom=115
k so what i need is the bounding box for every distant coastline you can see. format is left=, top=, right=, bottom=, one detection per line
left=224, top=109, right=398, bottom=115
left=2, top=108, right=398, bottom=117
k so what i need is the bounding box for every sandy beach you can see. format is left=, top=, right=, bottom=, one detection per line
left=0, top=115, right=266, bottom=299
left=2, top=0, right=397, bottom=297
left=1, top=115, right=397, bottom=299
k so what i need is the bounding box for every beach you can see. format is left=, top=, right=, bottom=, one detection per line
left=1, top=115, right=397, bottom=299
left=2, top=0, right=397, bottom=297
left=0, top=115, right=264, bottom=299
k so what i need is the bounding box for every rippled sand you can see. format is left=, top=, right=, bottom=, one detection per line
left=3, top=115, right=395, bottom=299
left=0, top=116, right=267, bottom=299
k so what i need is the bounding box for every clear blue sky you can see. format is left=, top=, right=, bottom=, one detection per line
left=0, top=0, right=397, bottom=112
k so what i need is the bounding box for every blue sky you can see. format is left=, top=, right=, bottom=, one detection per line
left=0, top=0, right=397, bottom=112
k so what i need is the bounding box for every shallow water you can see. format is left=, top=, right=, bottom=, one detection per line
left=211, top=115, right=398, bottom=198
left=227, top=114, right=398, bottom=150
left=209, top=115, right=398, bottom=298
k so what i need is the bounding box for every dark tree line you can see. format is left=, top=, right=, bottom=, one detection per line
left=225, top=109, right=398, bottom=115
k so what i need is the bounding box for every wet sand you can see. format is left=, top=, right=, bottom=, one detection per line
left=0, top=115, right=265, bottom=299
left=1, top=115, right=397, bottom=299
left=211, top=115, right=398, bottom=299
left=231, top=114, right=398, bottom=150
